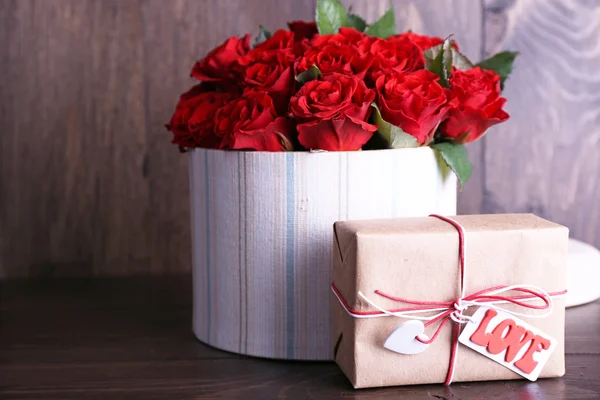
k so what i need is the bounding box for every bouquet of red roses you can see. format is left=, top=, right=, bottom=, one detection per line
left=167, top=0, right=517, bottom=185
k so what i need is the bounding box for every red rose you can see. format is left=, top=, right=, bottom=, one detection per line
left=251, top=29, right=295, bottom=54
left=296, top=29, right=372, bottom=79
left=440, top=67, right=509, bottom=143
left=238, top=29, right=296, bottom=68
left=237, top=30, right=298, bottom=113
left=355, top=32, right=377, bottom=53
left=368, top=37, right=424, bottom=82
left=237, top=30, right=297, bottom=113
left=375, top=70, right=454, bottom=145
left=395, top=32, right=443, bottom=50
left=214, top=91, right=293, bottom=151
left=241, top=52, right=294, bottom=114
left=244, top=57, right=294, bottom=114
left=289, top=74, right=377, bottom=151
left=287, top=20, right=318, bottom=41
left=167, top=84, right=235, bottom=150
left=391, top=32, right=459, bottom=51
left=310, top=27, right=365, bottom=47
left=191, top=35, right=251, bottom=85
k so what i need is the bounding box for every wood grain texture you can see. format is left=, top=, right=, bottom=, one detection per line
left=0, top=0, right=483, bottom=278
left=1, top=277, right=599, bottom=399
left=0, top=0, right=316, bottom=278
left=481, top=0, right=600, bottom=248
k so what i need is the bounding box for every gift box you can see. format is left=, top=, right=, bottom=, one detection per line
left=331, top=214, right=568, bottom=388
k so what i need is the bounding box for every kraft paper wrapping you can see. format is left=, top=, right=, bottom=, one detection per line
left=332, top=214, right=568, bottom=387
left=189, top=147, right=456, bottom=360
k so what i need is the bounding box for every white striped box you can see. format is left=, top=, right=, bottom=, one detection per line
left=189, top=147, right=457, bottom=360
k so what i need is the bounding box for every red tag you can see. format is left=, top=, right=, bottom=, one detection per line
left=458, top=307, right=556, bottom=381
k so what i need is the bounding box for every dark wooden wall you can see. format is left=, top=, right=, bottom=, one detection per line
left=0, top=0, right=598, bottom=278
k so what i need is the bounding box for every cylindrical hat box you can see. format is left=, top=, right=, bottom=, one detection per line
left=189, top=147, right=457, bottom=360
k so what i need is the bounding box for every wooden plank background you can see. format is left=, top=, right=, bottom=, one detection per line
left=0, top=0, right=597, bottom=278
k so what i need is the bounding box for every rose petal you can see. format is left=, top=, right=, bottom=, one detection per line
left=297, top=117, right=376, bottom=151
left=231, top=117, right=294, bottom=152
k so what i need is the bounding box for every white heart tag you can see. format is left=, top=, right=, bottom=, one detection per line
left=383, top=320, right=430, bottom=355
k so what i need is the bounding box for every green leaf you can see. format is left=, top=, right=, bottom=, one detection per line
left=424, top=43, right=474, bottom=71
left=315, top=0, right=348, bottom=34
left=254, top=25, right=272, bottom=47
left=434, top=147, right=452, bottom=181
left=477, top=51, right=519, bottom=89
left=364, top=7, right=396, bottom=38
left=427, top=38, right=453, bottom=88
left=423, top=44, right=441, bottom=68
left=371, top=103, right=419, bottom=148
left=451, top=48, right=475, bottom=71
left=347, top=14, right=367, bottom=32
left=431, top=142, right=473, bottom=188
left=295, top=65, right=321, bottom=85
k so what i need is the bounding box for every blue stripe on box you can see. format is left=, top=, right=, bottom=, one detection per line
left=244, top=154, right=249, bottom=353
left=238, top=153, right=243, bottom=353
left=204, top=151, right=212, bottom=342
left=285, top=152, right=295, bottom=359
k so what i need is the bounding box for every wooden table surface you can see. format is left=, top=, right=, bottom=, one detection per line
left=1, top=277, right=599, bottom=399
